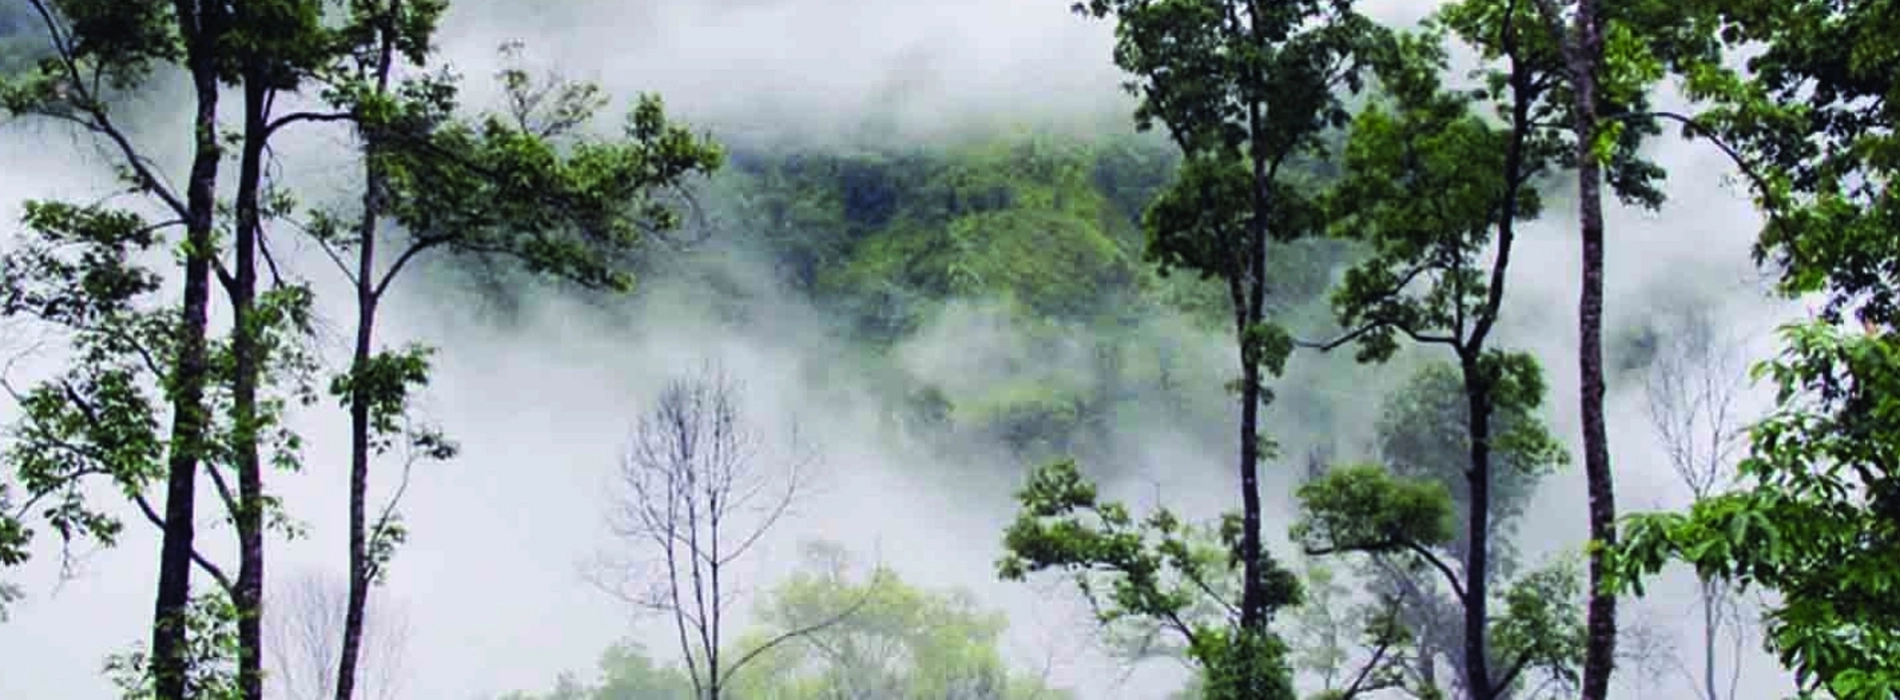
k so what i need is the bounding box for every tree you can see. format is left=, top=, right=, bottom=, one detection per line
left=1044, top=0, right=1378, bottom=692
left=591, top=364, right=847, bottom=700
left=997, top=460, right=1307, bottom=700
left=0, top=3, right=720, bottom=698
left=1297, top=8, right=1576, bottom=698
left=265, top=570, right=410, bottom=700
left=1640, top=303, right=1750, bottom=700
left=305, top=14, right=720, bottom=697
left=728, top=541, right=1072, bottom=700
left=0, top=2, right=235, bottom=693
left=1609, top=4, right=1900, bottom=696
left=1339, top=365, right=1562, bottom=699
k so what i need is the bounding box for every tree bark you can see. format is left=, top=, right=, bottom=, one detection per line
left=1235, top=2, right=1276, bottom=634
left=336, top=17, right=400, bottom=699
left=1569, top=0, right=1619, bottom=696
left=152, top=2, right=225, bottom=697
left=1461, top=354, right=1496, bottom=700
left=232, top=76, right=270, bottom=700
left=1236, top=123, right=1270, bottom=635
left=334, top=199, right=378, bottom=700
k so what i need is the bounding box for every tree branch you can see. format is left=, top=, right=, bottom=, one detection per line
left=1306, top=539, right=1468, bottom=603
left=22, top=0, right=188, bottom=220
left=1492, top=649, right=1536, bottom=696
left=371, top=234, right=455, bottom=301
left=130, top=492, right=234, bottom=594
left=721, top=573, right=880, bottom=681
left=1340, top=635, right=1395, bottom=700
left=1604, top=110, right=1779, bottom=210
left=263, top=111, right=357, bottom=139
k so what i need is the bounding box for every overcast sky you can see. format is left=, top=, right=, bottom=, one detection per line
left=1, top=1, right=1802, bottom=698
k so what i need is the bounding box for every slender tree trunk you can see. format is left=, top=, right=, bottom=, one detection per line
left=1236, top=98, right=1274, bottom=638
left=232, top=77, right=270, bottom=700
left=1702, top=579, right=1720, bottom=700
left=151, top=6, right=223, bottom=691
left=1461, top=357, right=1496, bottom=700
left=335, top=209, right=378, bottom=700
left=335, top=19, right=400, bottom=699
left=1569, top=1, right=1619, bottom=696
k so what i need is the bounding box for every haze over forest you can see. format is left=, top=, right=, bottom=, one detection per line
left=0, top=1, right=1892, bottom=700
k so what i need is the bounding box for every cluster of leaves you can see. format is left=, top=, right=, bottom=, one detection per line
left=1292, top=463, right=1588, bottom=698
left=1, top=201, right=172, bottom=568
left=997, top=459, right=1302, bottom=699
left=731, top=543, right=1070, bottom=700
left=102, top=593, right=243, bottom=700
left=512, top=543, right=1069, bottom=700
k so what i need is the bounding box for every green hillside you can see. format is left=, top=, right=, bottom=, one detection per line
left=440, top=127, right=1364, bottom=469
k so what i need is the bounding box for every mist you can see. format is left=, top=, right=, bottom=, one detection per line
left=0, top=0, right=1804, bottom=698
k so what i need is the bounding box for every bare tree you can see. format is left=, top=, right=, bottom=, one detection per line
left=1642, top=303, right=1751, bottom=700
left=592, top=364, right=853, bottom=700
left=267, top=570, right=411, bottom=700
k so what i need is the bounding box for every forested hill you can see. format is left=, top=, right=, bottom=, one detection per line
left=441, top=127, right=1366, bottom=472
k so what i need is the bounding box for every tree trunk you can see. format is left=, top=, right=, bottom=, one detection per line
left=232, top=77, right=270, bottom=700
left=1236, top=165, right=1269, bottom=634
left=334, top=217, right=377, bottom=700
left=1461, top=355, right=1496, bottom=700
left=150, top=10, right=223, bottom=693
left=1569, top=0, right=1618, bottom=696
left=335, top=19, right=400, bottom=698
left=1702, top=579, right=1720, bottom=700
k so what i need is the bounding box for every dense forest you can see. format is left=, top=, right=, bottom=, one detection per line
left=0, top=1, right=1894, bottom=699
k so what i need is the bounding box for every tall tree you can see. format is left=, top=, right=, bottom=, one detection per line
left=1, top=1, right=239, bottom=695
left=1299, top=9, right=1575, bottom=697
left=1, top=4, right=720, bottom=698
left=1065, top=0, right=1376, bottom=667
left=1560, top=0, right=1616, bottom=692
left=302, top=6, right=721, bottom=695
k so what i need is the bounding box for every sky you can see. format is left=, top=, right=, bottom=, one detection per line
left=0, top=0, right=1806, bottom=698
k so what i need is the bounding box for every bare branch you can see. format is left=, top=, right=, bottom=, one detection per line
left=721, top=569, right=882, bottom=681
left=129, top=492, right=234, bottom=594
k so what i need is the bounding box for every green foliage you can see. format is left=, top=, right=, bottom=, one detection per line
left=370, top=74, right=723, bottom=293
left=1290, top=464, right=1455, bottom=555
left=1284, top=563, right=1419, bottom=699
left=502, top=642, right=694, bottom=700
left=1324, top=19, right=1558, bottom=361
left=1602, top=3, right=1900, bottom=696
left=730, top=543, right=1071, bottom=700
left=515, top=545, right=1067, bottom=700
left=1375, top=362, right=1566, bottom=570
left=102, top=593, right=242, bottom=700
left=1669, top=0, right=1900, bottom=327
left=1613, top=322, right=1900, bottom=698
left=997, top=460, right=1302, bottom=699
left=0, top=201, right=173, bottom=565
left=1487, top=557, right=1587, bottom=695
